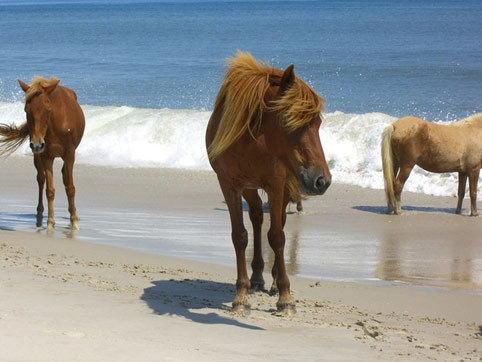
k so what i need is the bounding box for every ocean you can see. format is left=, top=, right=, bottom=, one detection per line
left=1, top=0, right=481, bottom=197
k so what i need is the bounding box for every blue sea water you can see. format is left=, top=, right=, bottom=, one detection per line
left=0, top=0, right=481, bottom=119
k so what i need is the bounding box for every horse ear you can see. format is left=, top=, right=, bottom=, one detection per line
left=44, top=79, right=60, bottom=95
left=18, top=79, right=30, bottom=92
left=280, top=64, right=295, bottom=91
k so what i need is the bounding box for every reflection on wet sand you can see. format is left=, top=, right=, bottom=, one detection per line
left=376, top=229, right=482, bottom=290
left=2, top=195, right=481, bottom=293
left=246, top=227, right=300, bottom=280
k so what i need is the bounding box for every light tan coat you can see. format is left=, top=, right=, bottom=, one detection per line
left=381, top=114, right=482, bottom=216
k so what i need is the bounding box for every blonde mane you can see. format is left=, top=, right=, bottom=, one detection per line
left=457, top=113, right=482, bottom=127
left=25, top=76, right=60, bottom=102
left=207, top=51, right=324, bottom=160
left=453, top=113, right=482, bottom=127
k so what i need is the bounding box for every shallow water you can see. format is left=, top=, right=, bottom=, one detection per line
left=2, top=193, right=481, bottom=294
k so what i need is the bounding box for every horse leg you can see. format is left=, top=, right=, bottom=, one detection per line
left=456, top=172, right=467, bottom=215
left=219, top=180, right=250, bottom=312
left=43, top=157, right=55, bottom=230
left=33, top=155, right=45, bottom=227
left=394, top=164, right=414, bottom=215
left=269, top=192, right=289, bottom=295
left=468, top=168, right=480, bottom=216
left=391, top=159, right=400, bottom=213
left=267, top=184, right=295, bottom=313
left=242, top=189, right=265, bottom=291
left=393, top=157, right=400, bottom=180
left=296, top=200, right=303, bottom=213
left=62, top=152, right=79, bottom=229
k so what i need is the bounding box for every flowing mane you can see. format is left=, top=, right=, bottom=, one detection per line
left=25, top=76, right=60, bottom=102
left=452, top=112, right=482, bottom=127
left=207, top=51, right=324, bottom=160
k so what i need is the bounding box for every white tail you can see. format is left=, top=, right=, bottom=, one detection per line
left=381, top=125, right=395, bottom=213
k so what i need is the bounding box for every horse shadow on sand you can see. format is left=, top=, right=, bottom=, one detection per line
left=352, top=205, right=456, bottom=215
left=141, top=279, right=263, bottom=330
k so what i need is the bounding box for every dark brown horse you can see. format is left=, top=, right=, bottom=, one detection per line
left=381, top=114, right=482, bottom=216
left=0, top=77, right=85, bottom=230
left=206, top=52, right=331, bottom=314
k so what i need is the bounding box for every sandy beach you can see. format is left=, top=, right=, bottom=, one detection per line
left=1, top=155, right=481, bottom=361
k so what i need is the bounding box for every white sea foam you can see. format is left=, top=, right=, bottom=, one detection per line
left=79, top=105, right=211, bottom=169
left=0, top=101, right=479, bottom=197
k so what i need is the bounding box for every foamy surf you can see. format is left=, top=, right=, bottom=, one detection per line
left=0, top=101, right=479, bottom=198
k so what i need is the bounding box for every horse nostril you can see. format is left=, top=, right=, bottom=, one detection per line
left=39, top=143, right=45, bottom=150
left=314, top=175, right=325, bottom=190
left=30, top=142, right=34, bottom=149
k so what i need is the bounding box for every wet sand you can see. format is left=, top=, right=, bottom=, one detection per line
left=0, top=155, right=481, bottom=360
left=2, top=156, right=481, bottom=290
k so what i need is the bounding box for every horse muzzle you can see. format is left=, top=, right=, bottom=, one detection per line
left=299, top=168, right=331, bottom=195
left=30, top=141, right=45, bottom=154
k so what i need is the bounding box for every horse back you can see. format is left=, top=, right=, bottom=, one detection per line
left=205, top=96, right=223, bottom=153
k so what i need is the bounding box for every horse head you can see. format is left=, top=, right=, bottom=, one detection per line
left=263, top=65, right=331, bottom=195
left=18, top=77, right=59, bottom=154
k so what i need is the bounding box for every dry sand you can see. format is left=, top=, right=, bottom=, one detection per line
left=0, top=155, right=481, bottom=361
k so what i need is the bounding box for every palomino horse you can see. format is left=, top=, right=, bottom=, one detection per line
left=0, top=77, right=85, bottom=230
left=206, top=52, right=331, bottom=314
left=381, top=114, right=482, bottom=216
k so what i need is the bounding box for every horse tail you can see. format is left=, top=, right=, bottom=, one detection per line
left=0, top=122, right=29, bottom=156
left=381, top=124, right=395, bottom=213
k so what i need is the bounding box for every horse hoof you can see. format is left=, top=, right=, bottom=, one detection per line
left=250, top=279, right=265, bottom=292
left=71, top=221, right=80, bottom=230
left=470, top=212, right=479, bottom=217
left=47, top=223, right=55, bottom=231
left=232, top=302, right=251, bottom=315
left=275, top=303, right=296, bottom=317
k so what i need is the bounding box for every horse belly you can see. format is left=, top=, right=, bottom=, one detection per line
left=417, top=151, right=462, bottom=173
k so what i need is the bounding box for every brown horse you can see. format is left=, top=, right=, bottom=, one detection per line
left=381, top=114, right=482, bottom=216
left=0, top=77, right=85, bottom=230
left=206, top=52, right=331, bottom=314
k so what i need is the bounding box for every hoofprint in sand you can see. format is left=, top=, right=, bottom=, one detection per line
left=0, top=156, right=481, bottom=360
